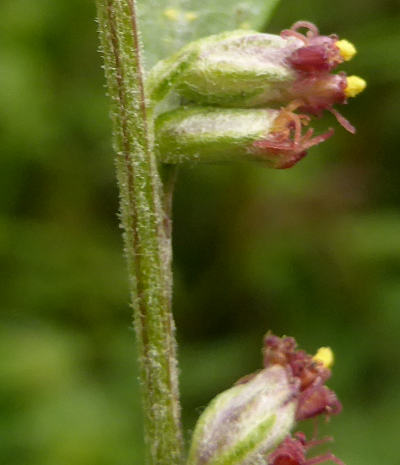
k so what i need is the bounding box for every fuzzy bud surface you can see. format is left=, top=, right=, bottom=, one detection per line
left=187, top=365, right=297, bottom=465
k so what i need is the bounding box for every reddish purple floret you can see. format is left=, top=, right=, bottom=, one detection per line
left=247, top=21, right=360, bottom=168
left=251, top=105, right=334, bottom=169
left=268, top=433, right=345, bottom=465
left=282, top=21, right=344, bottom=73
left=289, top=45, right=336, bottom=74
left=289, top=74, right=355, bottom=133
left=263, top=333, right=342, bottom=421
left=278, top=22, right=356, bottom=135
left=234, top=333, right=345, bottom=465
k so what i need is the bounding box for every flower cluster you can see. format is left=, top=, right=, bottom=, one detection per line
left=278, top=22, right=365, bottom=132
left=250, top=103, right=335, bottom=169
left=187, top=333, right=344, bottom=465
left=150, top=21, right=366, bottom=169
left=262, top=333, right=341, bottom=421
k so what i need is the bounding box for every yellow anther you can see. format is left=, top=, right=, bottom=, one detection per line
left=345, top=75, right=367, bottom=98
left=164, top=8, right=179, bottom=21
left=185, top=11, right=198, bottom=22
left=313, top=347, right=334, bottom=368
left=336, top=39, right=357, bottom=61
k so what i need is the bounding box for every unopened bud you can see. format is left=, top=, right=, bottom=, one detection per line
left=187, top=366, right=297, bottom=465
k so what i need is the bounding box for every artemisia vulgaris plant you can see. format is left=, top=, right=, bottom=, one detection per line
left=96, top=1, right=365, bottom=464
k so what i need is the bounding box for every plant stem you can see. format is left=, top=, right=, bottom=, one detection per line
left=96, top=1, right=183, bottom=464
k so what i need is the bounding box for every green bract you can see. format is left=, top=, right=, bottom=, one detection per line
left=186, top=365, right=297, bottom=465
left=155, top=106, right=278, bottom=164
left=147, top=30, right=299, bottom=107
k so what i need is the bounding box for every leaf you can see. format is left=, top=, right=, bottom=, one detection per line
left=137, top=0, right=281, bottom=67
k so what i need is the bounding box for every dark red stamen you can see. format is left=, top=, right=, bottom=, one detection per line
left=262, top=333, right=342, bottom=421
left=281, top=28, right=308, bottom=43
left=329, top=108, right=356, bottom=134
left=251, top=108, right=333, bottom=169
left=296, top=385, right=342, bottom=421
left=268, top=433, right=345, bottom=465
left=291, top=21, right=320, bottom=37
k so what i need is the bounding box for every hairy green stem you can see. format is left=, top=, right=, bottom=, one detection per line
left=96, top=1, right=183, bottom=464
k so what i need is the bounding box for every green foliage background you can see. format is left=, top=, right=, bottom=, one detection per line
left=1, top=0, right=399, bottom=464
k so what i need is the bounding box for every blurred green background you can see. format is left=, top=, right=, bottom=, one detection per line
left=1, top=0, right=399, bottom=464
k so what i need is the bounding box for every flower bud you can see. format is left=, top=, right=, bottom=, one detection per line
left=155, top=105, right=333, bottom=169
left=187, top=334, right=343, bottom=465
left=187, top=365, right=297, bottom=465
left=147, top=22, right=364, bottom=116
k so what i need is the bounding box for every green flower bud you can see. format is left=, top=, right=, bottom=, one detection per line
left=155, top=106, right=333, bottom=169
left=187, top=365, right=297, bottom=465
